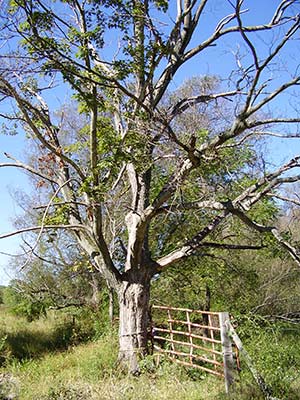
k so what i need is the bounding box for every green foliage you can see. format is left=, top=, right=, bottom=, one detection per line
left=77, top=115, right=125, bottom=195
left=249, top=198, right=278, bottom=225
left=199, top=141, right=255, bottom=190
left=96, top=117, right=122, bottom=169
left=68, top=26, right=104, bottom=60
left=20, top=11, right=54, bottom=32
left=232, top=316, right=300, bottom=399
left=153, top=0, right=168, bottom=12
left=8, top=0, right=26, bottom=12
left=3, top=286, right=47, bottom=322
left=44, top=203, right=70, bottom=225
left=0, top=286, right=5, bottom=304
left=1, top=121, right=19, bottom=136
left=123, top=129, right=152, bottom=172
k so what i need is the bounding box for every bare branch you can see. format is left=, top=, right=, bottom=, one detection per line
left=33, top=201, right=89, bottom=210
left=247, top=118, right=300, bottom=129
left=25, top=179, right=79, bottom=263
left=155, top=156, right=300, bottom=269
left=0, top=77, right=87, bottom=181
left=156, top=213, right=227, bottom=269
left=237, top=4, right=259, bottom=69
left=271, top=0, right=297, bottom=25
left=169, top=90, right=239, bottom=119
left=0, top=153, right=58, bottom=185
left=0, top=224, right=86, bottom=240
left=199, top=241, right=265, bottom=250
left=146, top=157, right=197, bottom=216
left=183, top=18, right=288, bottom=64
left=247, top=76, right=300, bottom=118
left=241, top=16, right=300, bottom=114
left=156, top=199, right=224, bottom=214
left=268, top=193, right=300, bottom=206
left=228, top=205, right=300, bottom=266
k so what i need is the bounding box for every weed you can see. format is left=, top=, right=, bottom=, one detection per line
left=42, top=383, right=94, bottom=400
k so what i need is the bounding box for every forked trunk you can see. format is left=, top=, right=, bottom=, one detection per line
left=117, top=279, right=150, bottom=374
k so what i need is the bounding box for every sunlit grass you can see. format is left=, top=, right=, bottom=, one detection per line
left=0, top=306, right=78, bottom=362
left=0, top=309, right=225, bottom=400
left=4, top=339, right=225, bottom=400
left=6, top=350, right=276, bottom=400
left=1, top=306, right=299, bottom=399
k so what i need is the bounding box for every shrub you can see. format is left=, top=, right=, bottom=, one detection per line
left=233, top=316, right=300, bottom=399
left=2, top=286, right=47, bottom=322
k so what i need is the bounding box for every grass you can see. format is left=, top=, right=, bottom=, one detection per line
left=0, top=307, right=81, bottom=362
left=1, top=306, right=300, bottom=400
left=0, top=306, right=226, bottom=399
left=2, top=337, right=225, bottom=400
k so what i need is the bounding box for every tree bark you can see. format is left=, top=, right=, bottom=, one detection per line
left=108, top=287, right=114, bottom=324
left=117, top=279, right=150, bottom=374
left=203, top=284, right=211, bottom=337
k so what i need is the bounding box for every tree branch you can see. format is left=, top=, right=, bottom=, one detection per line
left=0, top=153, right=58, bottom=185
left=0, top=224, right=86, bottom=240
left=155, top=156, right=300, bottom=269
left=169, top=90, right=239, bottom=119
left=0, top=77, right=87, bottom=181
left=198, top=241, right=265, bottom=250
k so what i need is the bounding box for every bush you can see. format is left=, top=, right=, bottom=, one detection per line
left=233, top=316, right=300, bottom=399
left=0, top=305, right=115, bottom=365
left=2, top=286, right=47, bottom=322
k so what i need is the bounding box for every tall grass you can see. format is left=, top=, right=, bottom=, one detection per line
left=3, top=340, right=225, bottom=400
left=230, top=316, right=300, bottom=400
left=0, top=308, right=80, bottom=362
left=0, top=305, right=108, bottom=363
left=1, top=306, right=300, bottom=400
left=0, top=306, right=225, bottom=399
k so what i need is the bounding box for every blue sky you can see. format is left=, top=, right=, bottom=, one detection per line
left=0, top=133, right=30, bottom=284
left=1, top=0, right=300, bottom=285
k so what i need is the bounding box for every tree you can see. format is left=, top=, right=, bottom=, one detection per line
left=6, top=136, right=108, bottom=314
left=1, top=0, right=300, bottom=373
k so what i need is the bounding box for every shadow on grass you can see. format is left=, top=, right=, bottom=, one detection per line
left=2, top=322, right=77, bottom=362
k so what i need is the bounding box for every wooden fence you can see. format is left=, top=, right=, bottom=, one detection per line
left=150, top=305, right=280, bottom=399
left=150, top=305, right=239, bottom=392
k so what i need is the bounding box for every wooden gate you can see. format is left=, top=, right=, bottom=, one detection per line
left=150, top=305, right=280, bottom=399
left=150, top=305, right=238, bottom=392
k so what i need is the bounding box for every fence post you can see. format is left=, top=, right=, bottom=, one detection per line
left=219, top=312, right=234, bottom=393
left=226, top=321, right=278, bottom=400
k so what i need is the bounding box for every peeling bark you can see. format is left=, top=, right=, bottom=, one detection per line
left=117, top=279, right=151, bottom=374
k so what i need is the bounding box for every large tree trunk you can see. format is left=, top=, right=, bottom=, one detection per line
left=117, top=279, right=150, bottom=374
